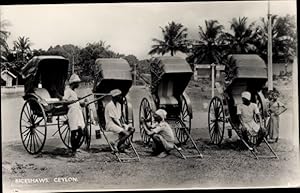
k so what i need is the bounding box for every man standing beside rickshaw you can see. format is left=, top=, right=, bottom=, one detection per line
left=63, top=73, right=85, bottom=156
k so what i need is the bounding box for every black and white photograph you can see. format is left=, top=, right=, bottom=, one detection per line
left=1, top=1, right=298, bottom=192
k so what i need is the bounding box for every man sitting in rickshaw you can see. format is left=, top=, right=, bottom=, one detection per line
left=141, top=109, right=176, bottom=158
left=104, top=89, right=135, bottom=153
left=63, top=73, right=85, bottom=156
left=237, top=91, right=266, bottom=150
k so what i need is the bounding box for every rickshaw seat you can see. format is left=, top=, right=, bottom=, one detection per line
left=157, top=80, right=178, bottom=105
left=34, top=88, right=60, bottom=103
left=231, top=83, right=247, bottom=106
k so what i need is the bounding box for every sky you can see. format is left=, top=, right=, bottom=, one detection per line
left=0, top=1, right=297, bottom=60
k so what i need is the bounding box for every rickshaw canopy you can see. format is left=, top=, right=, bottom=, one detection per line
left=21, top=56, right=69, bottom=98
left=93, top=58, right=133, bottom=95
left=225, top=54, right=268, bottom=104
left=154, top=56, right=193, bottom=74
left=150, top=56, right=193, bottom=97
left=228, top=54, right=267, bottom=79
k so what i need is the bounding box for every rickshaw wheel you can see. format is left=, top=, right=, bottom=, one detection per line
left=57, top=115, right=72, bottom=149
left=20, top=98, right=47, bottom=154
left=139, top=98, right=152, bottom=145
left=208, top=96, right=225, bottom=145
left=82, top=104, right=93, bottom=149
left=175, top=95, right=191, bottom=144
left=83, top=122, right=91, bottom=149
left=122, top=97, right=133, bottom=146
left=58, top=115, right=86, bottom=149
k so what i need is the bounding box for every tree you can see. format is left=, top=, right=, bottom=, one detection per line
left=255, top=14, right=296, bottom=63
left=0, top=11, right=11, bottom=58
left=13, top=36, right=32, bottom=64
left=78, top=41, right=122, bottom=79
left=224, top=17, right=257, bottom=54
left=149, top=21, right=190, bottom=56
left=187, top=20, right=226, bottom=65
left=123, top=54, right=139, bottom=69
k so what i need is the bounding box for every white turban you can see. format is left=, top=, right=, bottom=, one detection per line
left=241, top=91, right=251, bottom=101
left=69, top=73, right=81, bottom=84
left=155, top=109, right=167, bottom=120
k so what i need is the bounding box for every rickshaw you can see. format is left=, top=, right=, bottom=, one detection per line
left=84, top=58, right=140, bottom=162
left=139, top=56, right=203, bottom=159
left=19, top=56, right=91, bottom=154
left=208, top=54, right=278, bottom=159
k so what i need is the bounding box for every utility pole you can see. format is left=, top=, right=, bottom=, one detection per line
left=267, top=0, right=273, bottom=91
left=211, top=63, right=215, bottom=98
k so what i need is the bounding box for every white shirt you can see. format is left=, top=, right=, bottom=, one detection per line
left=152, top=121, right=175, bottom=143
left=63, top=87, right=85, bottom=130
left=237, top=103, right=259, bottom=123
left=104, top=101, right=122, bottom=128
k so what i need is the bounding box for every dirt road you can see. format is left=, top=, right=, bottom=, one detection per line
left=1, top=83, right=299, bottom=192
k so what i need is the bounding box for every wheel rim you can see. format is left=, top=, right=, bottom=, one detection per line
left=58, top=115, right=72, bottom=149
left=20, top=99, right=47, bottom=154
left=84, top=106, right=92, bottom=149
left=121, top=98, right=133, bottom=146
left=139, top=98, right=152, bottom=145
left=175, top=96, right=191, bottom=144
left=208, top=97, right=225, bottom=145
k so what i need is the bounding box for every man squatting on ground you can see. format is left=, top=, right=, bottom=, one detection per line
left=63, top=74, right=85, bottom=155
left=104, top=89, right=135, bottom=153
left=237, top=91, right=266, bottom=151
left=141, top=109, right=176, bottom=158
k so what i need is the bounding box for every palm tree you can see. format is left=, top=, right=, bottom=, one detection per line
left=224, top=17, right=257, bottom=54
left=13, top=36, right=32, bottom=62
left=187, top=20, right=226, bottom=64
left=0, top=13, right=10, bottom=57
left=149, top=21, right=189, bottom=56
left=255, top=14, right=296, bottom=63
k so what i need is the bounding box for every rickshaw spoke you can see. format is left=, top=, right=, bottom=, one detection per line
left=31, top=133, right=36, bottom=153
left=23, top=130, right=31, bottom=142
left=211, top=129, right=216, bottom=142
left=211, top=130, right=216, bottom=143
left=63, top=128, right=69, bottom=143
left=22, top=118, right=30, bottom=124
left=213, top=99, right=218, bottom=111
left=33, top=114, right=39, bottom=122
left=35, top=117, right=44, bottom=125
left=32, top=134, right=36, bottom=153
left=24, top=104, right=31, bottom=118
left=209, top=122, right=214, bottom=132
left=214, top=130, right=219, bottom=143
left=23, top=107, right=30, bottom=120
left=67, top=129, right=71, bottom=146
left=35, top=128, right=45, bottom=136
left=35, top=132, right=43, bottom=145
left=26, top=132, right=31, bottom=148
left=209, top=123, right=216, bottom=134
left=209, top=120, right=215, bottom=125
left=21, top=128, right=30, bottom=135
left=60, top=125, right=68, bottom=135
left=217, top=107, right=223, bottom=117
left=35, top=133, right=41, bottom=149
left=29, top=133, right=33, bottom=152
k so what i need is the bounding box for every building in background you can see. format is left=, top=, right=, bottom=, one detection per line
left=1, top=69, right=17, bottom=87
